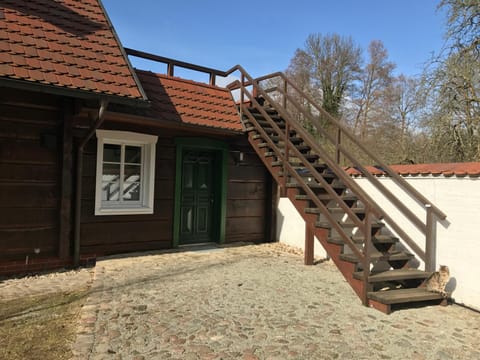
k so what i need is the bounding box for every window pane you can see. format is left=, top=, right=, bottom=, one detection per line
left=123, top=182, right=141, bottom=201
left=102, top=163, right=120, bottom=182
left=104, top=144, right=121, bottom=163
left=102, top=182, right=120, bottom=201
left=125, top=145, right=142, bottom=164
left=124, top=164, right=141, bottom=202
left=124, top=164, right=141, bottom=182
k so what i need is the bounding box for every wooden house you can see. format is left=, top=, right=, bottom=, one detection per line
left=1, top=0, right=451, bottom=313
left=0, top=0, right=273, bottom=275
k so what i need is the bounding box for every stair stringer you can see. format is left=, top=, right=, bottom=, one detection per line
left=285, top=188, right=365, bottom=300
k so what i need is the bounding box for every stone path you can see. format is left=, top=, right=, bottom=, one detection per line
left=71, top=244, right=480, bottom=360
left=2, top=243, right=480, bottom=359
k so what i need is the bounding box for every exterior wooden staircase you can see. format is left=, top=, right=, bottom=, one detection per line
left=226, top=68, right=448, bottom=314
left=121, top=49, right=448, bottom=314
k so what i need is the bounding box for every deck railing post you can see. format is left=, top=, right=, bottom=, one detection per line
left=167, top=62, right=174, bottom=77
left=425, top=204, right=436, bottom=272
left=240, top=73, right=245, bottom=120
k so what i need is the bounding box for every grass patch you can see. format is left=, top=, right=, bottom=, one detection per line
left=0, top=289, right=89, bottom=360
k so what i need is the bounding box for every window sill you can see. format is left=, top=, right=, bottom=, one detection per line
left=94, top=207, right=154, bottom=216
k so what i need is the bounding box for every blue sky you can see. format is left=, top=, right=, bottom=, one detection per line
left=103, top=0, right=447, bottom=81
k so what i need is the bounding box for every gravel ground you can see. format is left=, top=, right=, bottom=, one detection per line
left=1, top=243, right=479, bottom=359
left=72, top=243, right=480, bottom=360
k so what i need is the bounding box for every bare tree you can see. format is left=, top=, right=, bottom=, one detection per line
left=440, top=0, right=480, bottom=58
left=287, top=33, right=362, bottom=122
left=352, top=40, right=395, bottom=140
left=419, top=0, right=480, bottom=161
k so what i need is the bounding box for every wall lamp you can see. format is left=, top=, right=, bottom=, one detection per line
left=231, top=150, right=245, bottom=165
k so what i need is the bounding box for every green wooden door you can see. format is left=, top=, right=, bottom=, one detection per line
left=179, top=150, right=216, bottom=244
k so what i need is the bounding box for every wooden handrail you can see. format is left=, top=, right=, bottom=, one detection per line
left=256, top=71, right=447, bottom=220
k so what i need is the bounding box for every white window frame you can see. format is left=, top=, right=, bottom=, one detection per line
left=95, top=130, right=157, bottom=215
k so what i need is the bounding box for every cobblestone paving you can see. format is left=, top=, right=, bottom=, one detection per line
left=68, top=244, right=480, bottom=360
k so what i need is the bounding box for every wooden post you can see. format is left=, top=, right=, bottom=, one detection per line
left=304, top=223, right=314, bottom=265
left=283, top=80, right=287, bottom=109
left=167, top=62, right=174, bottom=77
left=281, top=123, right=290, bottom=197
left=362, top=205, right=372, bottom=306
left=425, top=204, right=436, bottom=272
left=58, top=99, right=73, bottom=260
left=335, top=128, right=342, bottom=164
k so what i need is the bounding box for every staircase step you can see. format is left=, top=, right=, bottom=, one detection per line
left=251, top=112, right=283, bottom=121
left=316, top=219, right=383, bottom=229
left=269, top=135, right=304, bottom=144
left=296, top=193, right=357, bottom=202
left=256, top=119, right=285, bottom=128
left=353, top=269, right=432, bottom=282
left=368, top=288, right=444, bottom=305
left=339, top=251, right=414, bottom=264
left=328, top=234, right=398, bottom=246
left=305, top=207, right=364, bottom=215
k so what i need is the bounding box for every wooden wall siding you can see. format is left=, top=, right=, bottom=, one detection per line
left=79, top=125, right=177, bottom=256
left=0, top=89, right=61, bottom=261
left=79, top=123, right=272, bottom=254
left=225, top=139, right=270, bottom=243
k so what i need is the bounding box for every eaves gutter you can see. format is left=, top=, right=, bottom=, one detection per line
left=0, top=77, right=150, bottom=108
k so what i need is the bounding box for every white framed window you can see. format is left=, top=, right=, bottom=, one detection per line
left=95, top=130, right=157, bottom=215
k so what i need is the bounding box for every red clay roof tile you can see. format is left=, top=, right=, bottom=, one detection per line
left=136, top=70, right=243, bottom=132
left=0, top=0, right=145, bottom=102
left=346, top=162, right=480, bottom=177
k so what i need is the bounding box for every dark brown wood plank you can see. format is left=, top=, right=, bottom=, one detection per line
left=81, top=239, right=171, bottom=256
left=354, top=269, right=432, bottom=282
left=0, top=140, right=58, bottom=165
left=59, top=100, right=73, bottom=259
left=227, top=199, right=265, bottom=217
left=0, top=227, right=57, bottom=259
left=80, top=220, right=172, bottom=245
left=227, top=181, right=266, bottom=200
left=368, top=288, right=444, bottom=305
left=0, top=163, right=58, bottom=182
left=0, top=208, right=57, bottom=228
left=0, top=183, right=59, bottom=208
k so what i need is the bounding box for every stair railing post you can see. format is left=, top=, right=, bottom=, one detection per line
left=305, top=223, right=314, bottom=265
left=425, top=204, right=436, bottom=272
left=281, top=122, right=290, bottom=197
left=362, top=205, right=372, bottom=306
left=335, top=127, right=342, bottom=165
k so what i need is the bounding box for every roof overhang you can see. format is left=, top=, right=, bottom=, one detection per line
left=0, top=77, right=150, bottom=108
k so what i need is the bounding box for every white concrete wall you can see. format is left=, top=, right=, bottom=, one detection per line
left=354, top=175, right=480, bottom=311
left=276, top=198, right=327, bottom=258
left=276, top=176, right=480, bottom=311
